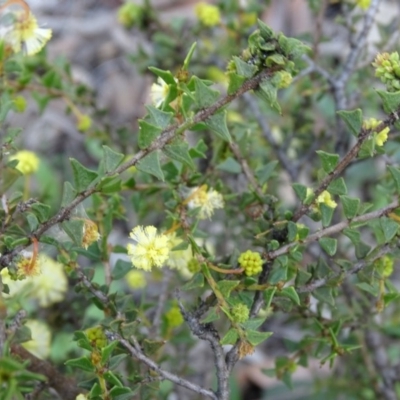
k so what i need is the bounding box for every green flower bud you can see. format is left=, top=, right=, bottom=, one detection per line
left=231, top=303, right=250, bottom=323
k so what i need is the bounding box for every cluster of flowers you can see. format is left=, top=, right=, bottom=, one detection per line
left=363, top=117, right=390, bottom=147
left=372, top=52, right=400, bottom=92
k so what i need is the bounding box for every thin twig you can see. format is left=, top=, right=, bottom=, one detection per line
left=151, top=268, right=172, bottom=338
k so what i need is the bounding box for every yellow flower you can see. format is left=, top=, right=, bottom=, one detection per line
left=125, top=269, right=146, bottom=289
left=356, top=0, right=371, bottom=10
left=9, top=150, right=40, bottom=175
left=165, top=305, right=184, bottom=328
left=22, top=320, right=51, bottom=359
left=316, top=190, right=337, bottom=209
left=150, top=77, right=170, bottom=107
left=30, top=254, right=68, bottom=307
left=117, top=1, right=143, bottom=28
left=195, top=2, right=221, bottom=27
left=75, top=395, right=88, bottom=400
left=82, top=219, right=101, bottom=249
left=15, top=252, right=40, bottom=278
left=238, top=250, right=263, bottom=276
left=186, top=185, right=224, bottom=219
left=127, top=226, right=170, bottom=271
left=5, top=11, right=52, bottom=56
left=166, top=233, right=192, bottom=270
left=375, top=128, right=389, bottom=147
left=77, top=114, right=92, bottom=132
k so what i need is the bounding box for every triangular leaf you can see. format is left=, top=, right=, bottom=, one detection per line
left=319, top=237, right=337, bottom=256
left=246, top=329, right=273, bottom=346
left=146, top=105, right=173, bottom=128
left=193, top=76, right=219, bottom=108
left=375, top=89, right=400, bottom=113
left=217, top=280, right=240, bottom=298
left=138, top=120, right=162, bottom=149
left=136, top=151, right=164, bottom=181
left=70, top=158, right=98, bottom=193
left=316, top=150, right=339, bottom=173
left=327, top=178, right=347, bottom=195
left=204, top=111, right=232, bottom=142
left=388, top=166, right=400, bottom=194
left=337, top=109, right=363, bottom=137
left=102, top=145, right=124, bottom=172
left=340, top=195, right=360, bottom=219
left=148, top=67, right=176, bottom=85
left=163, top=141, right=195, bottom=169
left=279, top=287, right=300, bottom=305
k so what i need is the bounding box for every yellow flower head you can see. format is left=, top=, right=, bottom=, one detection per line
left=356, top=0, right=371, bottom=10
left=16, top=252, right=40, bottom=278
left=186, top=185, right=224, bottom=219
left=316, top=190, right=337, bottom=209
left=363, top=118, right=390, bottom=147
left=195, top=2, right=221, bottom=27
left=22, top=319, right=51, bottom=359
left=6, top=11, right=52, bottom=56
left=127, top=226, right=170, bottom=271
left=238, top=250, right=263, bottom=276
left=77, top=114, right=92, bottom=132
left=125, top=269, right=146, bottom=289
left=165, top=305, right=184, bottom=328
left=82, top=219, right=101, bottom=249
left=10, top=150, right=40, bottom=175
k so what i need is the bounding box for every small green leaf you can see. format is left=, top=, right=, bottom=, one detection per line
left=263, top=287, right=277, bottom=308
left=232, top=56, right=257, bottom=78
left=70, top=158, right=98, bottom=193
left=388, top=166, right=400, bottom=194
left=279, top=287, right=300, bottom=305
left=356, top=281, right=379, bottom=296
left=268, top=264, right=288, bottom=285
left=242, top=317, right=267, bottom=330
left=257, top=19, right=274, bottom=40
left=138, top=120, right=162, bottom=149
left=136, top=151, right=164, bottom=181
left=320, top=203, right=335, bottom=227
left=246, top=329, right=273, bottom=346
left=148, top=67, right=176, bottom=85
left=103, top=370, right=123, bottom=387
left=355, top=241, right=371, bottom=259
left=379, top=217, right=399, bottom=242
left=102, top=146, right=124, bottom=172
left=30, top=203, right=51, bottom=222
left=227, top=72, right=247, bottom=95
left=220, top=328, right=239, bottom=345
left=27, top=213, right=39, bottom=231
left=337, top=109, right=363, bottom=137
left=146, top=105, right=173, bottom=129
left=313, top=287, right=335, bottom=306
left=204, top=111, right=232, bottom=142
left=163, top=141, right=195, bottom=169
left=193, top=77, right=219, bottom=108
left=65, top=356, right=95, bottom=372
left=201, top=307, right=220, bottom=323
left=316, top=150, right=339, bottom=173
left=217, top=280, right=240, bottom=298
left=101, top=341, right=119, bottom=364
left=216, top=157, right=242, bottom=174
left=61, top=181, right=77, bottom=206
left=255, top=161, right=278, bottom=185
left=256, top=80, right=280, bottom=113
left=143, top=339, right=165, bottom=356
left=343, top=227, right=360, bottom=244
left=327, top=178, right=347, bottom=195
left=319, top=237, right=337, bottom=256
left=292, top=183, right=308, bottom=202
left=375, top=89, right=400, bottom=113
left=181, top=273, right=204, bottom=290
left=112, top=260, right=132, bottom=280
left=182, top=42, right=197, bottom=71
left=340, top=196, right=360, bottom=219
left=287, top=221, right=297, bottom=242
left=62, top=218, right=84, bottom=246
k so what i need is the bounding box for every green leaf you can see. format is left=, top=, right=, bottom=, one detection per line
left=146, top=105, right=173, bottom=128
left=102, top=146, right=124, bottom=172
left=380, top=217, right=399, bottom=242
left=98, top=176, right=122, bottom=193
left=327, top=178, right=347, bottom=195
left=292, top=183, right=308, bottom=202
left=287, top=221, right=297, bottom=242
left=70, top=158, right=98, bottom=193
left=257, top=80, right=280, bottom=113
left=148, top=67, right=176, bottom=85
left=103, top=370, right=123, bottom=387
left=343, top=227, right=360, bottom=244
left=255, top=161, right=278, bottom=185
left=279, top=287, right=300, bottom=305
left=388, top=166, right=400, bottom=194
left=143, top=339, right=165, bottom=356
left=181, top=273, right=204, bottom=290
left=30, top=203, right=51, bottom=222
left=227, top=72, right=247, bottom=95
left=26, top=213, right=38, bottom=231
left=61, top=181, right=77, bottom=207
left=232, top=56, right=257, bottom=78
left=193, top=76, right=219, bottom=108
left=356, top=281, right=379, bottom=296
left=112, top=260, right=132, bottom=280
left=220, top=328, right=239, bottom=345
left=217, top=280, right=240, bottom=298
left=320, top=203, right=335, bottom=227
left=109, top=386, right=134, bottom=399
left=138, top=120, right=162, bottom=149
left=136, top=151, right=164, bottom=181
left=268, top=264, right=288, bottom=285
left=375, top=90, right=400, bottom=113
left=319, top=237, right=337, bottom=256
left=163, top=141, right=195, bottom=169
left=355, top=241, right=371, bottom=259
left=182, top=42, right=197, bottom=70
left=62, top=218, right=84, bottom=246
left=316, top=150, right=339, bottom=173
left=204, top=111, right=232, bottom=142
left=340, top=196, right=360, bottom=219
left=201, top=307, right=220, bottom=323
left=216, top=157, right=242, bottom=174
left=65, top=356, right=95, bottom=372
left=101, top=341, right=119, bottom=364
left=189, top=139, right=207, bottom=159
left=263, top=287, right=277, bottom=308
left=246, top=330, right=273, bottom=346
left=278, top=34, right=309, bottom=59
left=257, top=19, right=274, bottom=40
left=242, top=317, right=267, bottom=330
left=337, top=109, right=363, bottom=137
left=313, top=287, right=335, bottom=306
